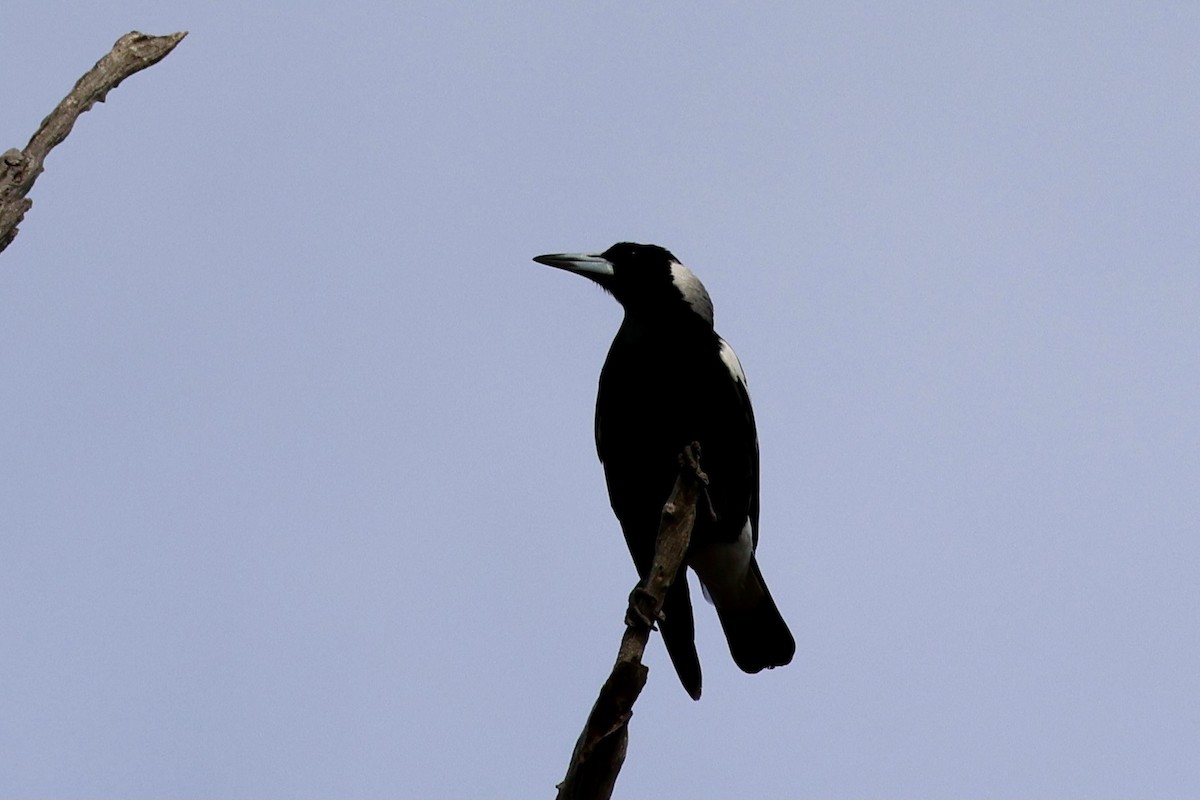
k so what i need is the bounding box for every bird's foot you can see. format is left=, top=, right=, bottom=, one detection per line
left=625, top=584, right=664, bottom=630
left=680, top=442, right=710, bottom=486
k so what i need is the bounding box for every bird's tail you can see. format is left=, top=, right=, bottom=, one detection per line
left=713, top=558, right=795, bottom=674
left=660, top=577, right=703, bottom=700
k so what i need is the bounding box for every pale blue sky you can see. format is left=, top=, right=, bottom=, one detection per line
left=3, top=3, right=1198, bottom=798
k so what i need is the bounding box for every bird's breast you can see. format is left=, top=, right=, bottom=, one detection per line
left=595, top=327, right=756, bottom=546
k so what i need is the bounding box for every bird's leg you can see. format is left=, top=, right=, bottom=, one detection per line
left=699, top=486, right=719, bottom=525
left=681, top=442, right=718, bottom=524
left=625, top=583, right=664, bottom=630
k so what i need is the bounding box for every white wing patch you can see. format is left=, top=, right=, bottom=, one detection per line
left=669, top=261, right=714, bottom=324
left=718, top=338, right=747, bottom=385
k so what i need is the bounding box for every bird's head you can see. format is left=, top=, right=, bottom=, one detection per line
left=534, top=242, right=714, bottom=326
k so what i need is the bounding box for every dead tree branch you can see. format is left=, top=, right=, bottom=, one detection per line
left=556, top=442, right=709, bottom=800
left=0, top=30, right=187, bottom=255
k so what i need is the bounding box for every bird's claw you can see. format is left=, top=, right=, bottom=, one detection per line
left=625, top=584, right=664, bottom=629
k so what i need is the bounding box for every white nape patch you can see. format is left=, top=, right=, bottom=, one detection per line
left=692, top=517, right=761, bottom=610
left=718, top=338, right=748, bottom=385
left=669, top=261, right=714, bottom=324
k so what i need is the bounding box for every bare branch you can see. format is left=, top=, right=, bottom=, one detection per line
left=556, top=443, right=709, bottom=800
left=0, top=30, right=187, bottom=255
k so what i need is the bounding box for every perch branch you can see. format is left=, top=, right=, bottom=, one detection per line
left=556, top=442, right=709, bottom=800
left=0, top=30, right=187, bottom=255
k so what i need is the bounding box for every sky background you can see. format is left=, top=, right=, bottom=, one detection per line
left=2, top=3, right=1198, bottom=798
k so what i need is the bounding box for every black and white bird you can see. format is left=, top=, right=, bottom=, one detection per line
left=534, top=242, right=795, bottom=699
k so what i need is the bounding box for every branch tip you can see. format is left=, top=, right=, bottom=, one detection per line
left=0, top=30, right=186, bottom=255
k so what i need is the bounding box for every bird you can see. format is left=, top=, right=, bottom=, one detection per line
left=534, top=241, right=795, bottom=699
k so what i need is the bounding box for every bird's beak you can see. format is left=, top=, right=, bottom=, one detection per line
left=532, top=251, right=615, bottom=279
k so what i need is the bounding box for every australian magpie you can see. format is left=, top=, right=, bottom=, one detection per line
left=534, top=242, right=795, bottom=699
